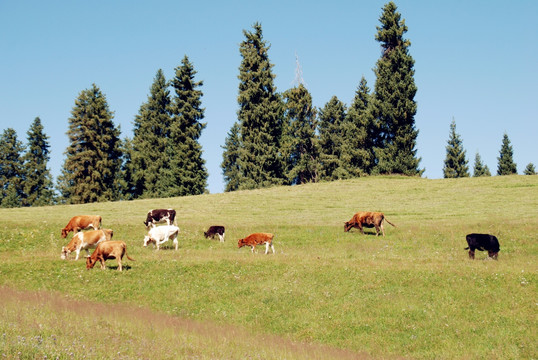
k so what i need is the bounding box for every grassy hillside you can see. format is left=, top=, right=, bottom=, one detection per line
left=0, top=175, right=536, bottom=359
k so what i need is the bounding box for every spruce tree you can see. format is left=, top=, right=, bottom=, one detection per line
left=0, top=128, right=24, bottom=207
left=473, top=152, right=491, bottom=177
left=22, top=117, right=55, bottom=206
left=318, top=96, right=347, bottom=180
left=237, top=22, right=284, bottom=190
left=523, top=163, right=536, bottom=175
left=221, top=122, right=242, bottom=192
left=443, top=119, right=469, bottom=178
left=371, top=1, right=422, bottom=175
left=131, top=69, right=172, bottom=198
left=497, top=133, right=517, bottom=175
left=282, top=84, right=319, bottom=185
left=166, top=55, right=208, bottom=196
left=344, top=77, right=375, bottom=176
left=57, top=84, right=122, bottom=204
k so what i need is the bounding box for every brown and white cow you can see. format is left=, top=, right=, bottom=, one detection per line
left=61, top=215, right=102, bottom=238
left=238, top=233, right=275, bottom=254
left=61, top=229, right=113, bottom=260
left=204, top=225, right=225, bottom=242
left=144, top=209, right=176, bottom=229
left=344, top=211, right=396, bottom=236
left=86, top=241, right=135, bottom=272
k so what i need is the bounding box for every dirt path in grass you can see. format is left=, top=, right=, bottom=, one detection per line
left=0, top=286, right=376, bottom=360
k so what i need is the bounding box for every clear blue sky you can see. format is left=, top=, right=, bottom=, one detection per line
left=1, top=1, right=537, bottom=194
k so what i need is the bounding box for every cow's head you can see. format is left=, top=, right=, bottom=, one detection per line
left=488, top=251, right=499, bottom=260
left=86, top=256, right=97, bottom=269
left=344, top=222, right=352, bottom=232
left=61, top=247, right=70, bottom=260
left=143, top=235, right=154, bottom=247
left=237, top=238, right=245, bottom=248
left=61, top=228, right=68, bottom=238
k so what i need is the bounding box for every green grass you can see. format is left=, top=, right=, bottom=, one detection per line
left=0, top=175, right=536, bottom=359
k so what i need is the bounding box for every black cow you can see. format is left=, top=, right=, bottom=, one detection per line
left=204, top=225, right=225, bottom=242
left=144, top=209, right=176, bottom=229
left=465, top=233, right=500, bottom=260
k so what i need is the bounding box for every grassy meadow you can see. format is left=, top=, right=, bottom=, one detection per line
left=0, top=175, right=536, bottom=359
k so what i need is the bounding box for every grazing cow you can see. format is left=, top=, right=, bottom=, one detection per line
left=86, top=241, right=135, bottom=271
left=238, top=233, right=275, bottom=254
left=465, top=233, right=500, bottom=260
left=204, top=225, right=225, bottom=242
left=61, top=215, right=102, bottom=238
left=143, top=225, right=180, bottom=250
left=61, top=229, right=113, bottom=260
left=344, top=211, right=396, bottom=236
left=144, top=209, right=176, bottom=229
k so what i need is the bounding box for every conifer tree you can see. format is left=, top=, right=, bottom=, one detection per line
left=344, top=77, right=375, bottom=176
left=221, top=122, right=242, bottom=192
left=0, top=128, right=24, bottom=207
left=371, top=1, right=422, bottom=175
left=443, top=119, right=469, bottom=178
left=130, top=69, right=172, bottom=198
left=472, top=152, right=491, bottom=177
left=523, top=163, right=536, bottom=175
left=236, top=22, right=284, bottom=189
left=22, top=117, right=55, bottom=206
left=166, top=55, right=208, bottom=196
left=497, top=133, right=517, bottom=175
left=318, top=96, right=348, bottom=180
left=57, top=84, right=122, bottom=204
left=282, top=84, right=319, bottom=185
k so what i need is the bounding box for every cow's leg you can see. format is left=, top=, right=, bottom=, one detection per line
left=270, top=243, right=275, bottom=254
left=75, top=249, right=80, bottom=261
left=265, top=242, right=269, bottom=254
left=100, top=258, right=106, bottom=270
left=173, top=238, right=178, bottom=251
left=380, top=223, right=385, bottom=237
left=468, top=249, right=475, bottom=259
left=117, top=258, right=122, bottom=271
left=358, top=225, right=364, bottom=235
left=218, top=233, right=224, bottom=243
left=250, top=245, right=255, bottom=253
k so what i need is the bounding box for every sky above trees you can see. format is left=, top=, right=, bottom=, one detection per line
left=1, top=1, right=536, bottom=193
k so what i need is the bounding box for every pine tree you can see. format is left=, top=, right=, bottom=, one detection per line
left=221, top=122, right=242, bottom=192
left=344, top=77, right=375, bottom=176
left=473, top=152, right=491, bottom=177
left=22, top=117, right=55, bottom=206
left=318, top=96, right=347, bottom=180
left=237, top=22, right=285, bottom=190
left=0, top=128, right=24, bottom=207
left=523, top=163, right=536, bottom=175
left=131, top=69, right=172, bottom=198
left=497, top=133, right=517, bottom=175
left=57, top=84, right=122, bottom=204
left=443, top=119, right=469, bottom=178
left=371, top=1, right=422, bottom=175
left=282, top=84, right=319, bottom=185
left=166, top=55, right=208, bottom=196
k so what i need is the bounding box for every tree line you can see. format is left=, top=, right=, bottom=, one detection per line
left=0, top=2, right=534, bottom=207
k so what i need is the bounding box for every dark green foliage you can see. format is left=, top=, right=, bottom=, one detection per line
left=318, top=96, right=348, bottom=180
left=0, top=128, right=24, bottom=207
left=165, top=55, right=208, bottom=196
left=236, top=22, right=285, bottom=190
left=282, top=84, right=320, bottom=185
left=443, top=119, right=469, bottom=178
left=473, top=152, right=491, bottom=177
left=523, top=163, right=536, bottom=175
left=371, top=1, right=422, bottom=176
left=221, top=122, right=242, bottom=192
left=57, top=84, right=122, bottom=204
left=22, top=117, right=55, bottom=206
left=130, top=69, right=172, bottom=198
left=497, top=133, right=517, bottom=175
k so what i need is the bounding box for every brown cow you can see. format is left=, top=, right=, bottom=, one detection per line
left=86, top=241, right=135, bottom=272
left=61, top=229, right=113, bottom=260
left=238, top=233, right=275, bottom=254
left=61, top=215, right=102, bottom=238
left=344, top=212, right=396, bottom=236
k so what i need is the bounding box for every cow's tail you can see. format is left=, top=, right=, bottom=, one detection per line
left=125, top=251, right=135, bottom=262
left=384, top=217, right=396, bottom=227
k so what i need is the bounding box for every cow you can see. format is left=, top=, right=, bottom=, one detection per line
left=143, top=225, right=180, bottom=250
left=61, top=229, right=113, bottom=260
left=204, top=225, right=225, bottom=242
left=61, top=215, right=102, bottom=238
left=86, top=241, right=135, bottom=272
left=238, top=233, right=275, bottom=254
left=344, top=211, right=396, bottom=236
left=465, top=233, right=500, bottom=260
left=144, top=209, right=176, bottom=229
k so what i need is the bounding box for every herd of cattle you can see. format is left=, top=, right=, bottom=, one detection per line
left=59, top=209, right=500, bottom=271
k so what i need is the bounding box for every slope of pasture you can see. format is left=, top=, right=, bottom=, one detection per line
left=0, top=175, right=536, bottom=359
